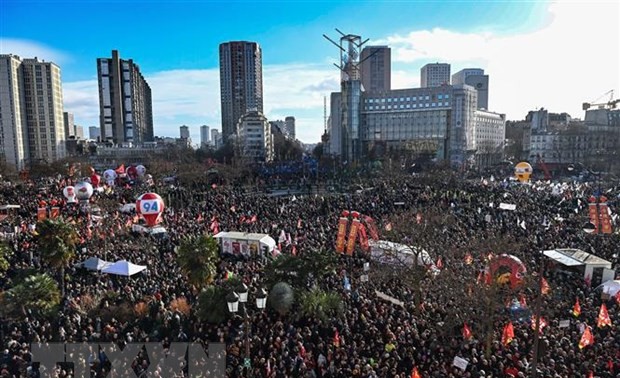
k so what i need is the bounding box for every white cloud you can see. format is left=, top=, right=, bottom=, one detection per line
left=0, top=38, right=69, bottom=64
left=383, top=2, right=620, bottom=119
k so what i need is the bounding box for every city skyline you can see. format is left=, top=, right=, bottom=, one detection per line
left=1, top=0, right=618, bottom=144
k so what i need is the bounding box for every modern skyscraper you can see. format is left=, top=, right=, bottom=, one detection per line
left=0, top=55, right=66, bottom=170
left=97, top=50, right=153, bottom=145
left=63, top=112, right=75, bottom=138
left=200, top=125, right=210, bottom=148
left=219, top=41, right=263, bottom=142
left=75, top=125, right=84, bottom=139
left=89, top=126, right=101, bottom=141
left=179, top=125, right=190, bottom=139
left=284, top=116, right=296, bottom=140
left=420, top=63, right=451, bottom=88
left=452, top=68, right=489, bottom=110
left=360, top=46, right=391, bottom=92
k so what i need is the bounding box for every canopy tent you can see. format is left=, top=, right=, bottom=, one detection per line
left=101, top=260, right=147, bottom=276
left=369, top=240, right=434, bottom=267
left=77, top=257, right=112, bottom=271
left=543, top=248, right=613, bottom=282
left=595, top=280, right=620, bottom=297
left=214, top=231, right=276, bottom=257
left=120, top=203, right=136, bottom=213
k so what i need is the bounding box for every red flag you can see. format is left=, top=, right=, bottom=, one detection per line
left=250, top=214, right=257, bottom=223
left=384, top=222, right=392, bottom=231
left=462, top=322, right=473, bottom=340
left=587, top=371, right=593, bottom=378
left=572, top=298, right=581, bottom=317
left=541, top=277, right=550, bottom=295
left=531, top=316, right=548, bottom=334
left=333, top=330, right=340, bottom=347
left=292, top=245, right=297, bottom=256
left=297, top=218, right=302, bottom=229
left=115, top=164, right=125, bottom=174
left=519, top=294, right=527, bottom=308
left=411, top=367, right=421, bottom=378
left=502, top=322, right=515, bottom=346
left=579, top=326, right=594, bottom=349
left=597, top=303, right=611, bottom=328
left=464, top=253, right=473, bottom=265
left=436, top=257, right=443, bottom=269
left=196, top=213, right=203, bottom=222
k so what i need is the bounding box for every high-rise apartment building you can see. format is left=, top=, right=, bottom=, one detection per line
left=0, top=55, right=66, bottom=170
left=452, top=68, right=489, bottom=109
left=0, top=55, right=29, bottom=170
left=63, top=112, right=75, bottom=138
left=180, top=125, right=190, bottom=139
left=89, top=126, right=100, bottom=141
left=97, top=50, right=153, bottom=145
left=284, top=116, right=296, bottom=140
left=219, top=41, right=263, bottom=142
left=360, top=46, right=391, bottom=92
left=420, top=63, right=451, bottom=88
left=236, top=111, right=273, bottom=162
left=75, top=125, right=84, bottom=139
left=211, top=129, right=222, bottom=149
left=200, top=125, right=210, bottom=148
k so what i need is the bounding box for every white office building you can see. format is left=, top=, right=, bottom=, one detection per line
left=420, top=63, right=451, bottom=88
left=236, top=111, right=273, bottom=162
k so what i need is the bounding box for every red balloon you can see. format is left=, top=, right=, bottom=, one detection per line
left=136, top=193, right=165, bottom=227
left=91, top=174, right=101, bottom=187
left=127, top=166, right=138, bottom=179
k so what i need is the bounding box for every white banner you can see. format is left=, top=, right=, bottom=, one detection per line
left=375, top=290, right=404, bottom=307
left=499, top=203, right=516, bottom=211
left=452, top=356, right=469, bottom=371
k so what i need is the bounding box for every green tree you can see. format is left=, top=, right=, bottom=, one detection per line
left=36, top=219, right=79, bottom=296
left=264, top=249, right=337, bottom=290
left=1, top=273, right=60, bottom=317
left=268, top=282, right=294, bottom=316
left=195, top=277, right=241, bottom=324
left=298, top=289, right=343, bottom=321
left=176, top=235, right=220, bottom=289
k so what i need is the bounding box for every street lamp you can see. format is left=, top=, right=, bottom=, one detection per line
left=256, top=288, right=267, bottom=310
left=227, top=286, right=267, bottom=376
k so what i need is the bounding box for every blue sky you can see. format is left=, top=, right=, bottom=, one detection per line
left=1, top=0, right=618, bottom=143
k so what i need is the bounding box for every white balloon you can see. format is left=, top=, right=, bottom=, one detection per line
left=103, top=169, right=117, bottom=182
left=74, top=182, right=94, bottom=201
left=63, top=186, right=77, bottom=203
left=136, top=165, right=146, bottom=177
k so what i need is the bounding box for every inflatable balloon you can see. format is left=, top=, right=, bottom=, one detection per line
left=136, top=165, right=146, bottom=177
left=103, top=169, right=117, bottom=182
left=63, top=186, right=77, bottom=203
left=514, top=162, right=533, bottom=183
left=489, top=254, right=527, bottom=289
left=127, top=166, right=138, bottom=179
left=74, top=181, right=94, bottom=202
left=90, top=174, right=101, bottom=187
left=136, top=193, right=165, bottom=227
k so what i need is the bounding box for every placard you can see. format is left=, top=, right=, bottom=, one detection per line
left=452, top=356, right=469, bottom=371
left=559, top=320, right=570, bottom=328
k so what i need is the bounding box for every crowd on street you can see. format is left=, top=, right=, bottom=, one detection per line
left=0, top=166, right=618, bottom=378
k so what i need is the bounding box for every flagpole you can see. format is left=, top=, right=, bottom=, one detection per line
left=531, top=254, right=545, bottom=378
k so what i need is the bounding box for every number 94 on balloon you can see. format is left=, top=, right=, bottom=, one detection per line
left=140, top=200, right=161, bottom=214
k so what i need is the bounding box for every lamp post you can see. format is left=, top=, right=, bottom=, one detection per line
left=227, top=285, right=267, bottom=376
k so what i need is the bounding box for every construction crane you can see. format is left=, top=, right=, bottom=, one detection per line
left=582, top=89, right=620, bottom=110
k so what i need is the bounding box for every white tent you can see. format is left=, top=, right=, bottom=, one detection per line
left=596, top=280, right=620, bottom=296
left=77, top=257, right=112, bottom=271
left=543, top=248, right=613, bottom=282
left=369, top=240, right=434, bottom=267
left=120, top=203, right=136, bottom=213
left=214, top=231, right=276, bottom=256
left=101, top=260, right=147, bottom=276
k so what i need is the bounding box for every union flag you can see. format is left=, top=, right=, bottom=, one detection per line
left=597, top=303, right=611, bottom=328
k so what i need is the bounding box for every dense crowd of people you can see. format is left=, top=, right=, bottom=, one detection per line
left=0, top=166, right=618, bottom=377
